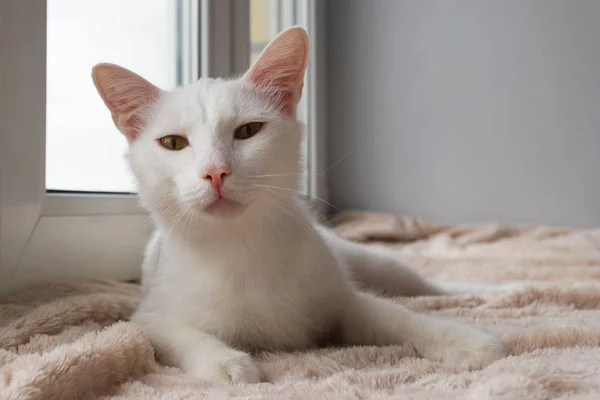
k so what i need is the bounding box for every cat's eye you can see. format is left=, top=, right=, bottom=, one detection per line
left=159, top=135, right=189, bottom=151
left=234, top=122, right=264, bottom=140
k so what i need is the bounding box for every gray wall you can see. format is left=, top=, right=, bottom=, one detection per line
left=326, top=0, right=600, bottom=227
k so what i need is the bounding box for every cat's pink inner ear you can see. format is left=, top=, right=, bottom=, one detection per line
left=245, top=27, right=309, bottom=115
left=92, top=63, right=162, bottom=141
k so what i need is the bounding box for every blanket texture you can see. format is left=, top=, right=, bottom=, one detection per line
left=1, top=211, right=600, bottom=399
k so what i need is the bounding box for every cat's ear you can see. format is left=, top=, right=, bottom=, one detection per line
left=244, top=26, right=309, bottom=115
left=92, top=63, right=162, bottom=141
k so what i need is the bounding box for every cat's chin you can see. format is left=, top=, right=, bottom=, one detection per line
left=203, top=198, right=247, bottom=219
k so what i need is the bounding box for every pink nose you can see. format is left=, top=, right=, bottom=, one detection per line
left=202, top=167, right=231, bottom=189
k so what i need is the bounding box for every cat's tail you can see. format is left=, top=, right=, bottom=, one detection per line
left=429, top=280, right=533, bottom=296
left=319, top=225, right=528, bottom=297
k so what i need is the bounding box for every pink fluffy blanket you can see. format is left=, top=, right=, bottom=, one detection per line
left=1, top=211, right=600, bottom=399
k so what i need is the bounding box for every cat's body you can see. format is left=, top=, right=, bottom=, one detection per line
left=92, top=27, right=507, bottom=384
left=137, top=214, right=348, bottom=354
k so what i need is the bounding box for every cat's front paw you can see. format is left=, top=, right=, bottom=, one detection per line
left=188, top=348, right=261, bottom=384
left=443, top=330, right=507, bottom=369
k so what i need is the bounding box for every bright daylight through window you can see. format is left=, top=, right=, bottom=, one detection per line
left=45, top=0, right=177, bottom=193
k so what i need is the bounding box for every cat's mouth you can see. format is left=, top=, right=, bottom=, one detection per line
left=204, top=197, right=246, bottom=218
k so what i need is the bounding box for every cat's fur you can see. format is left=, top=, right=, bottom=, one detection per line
left=92, top=27, right=507, bottom=383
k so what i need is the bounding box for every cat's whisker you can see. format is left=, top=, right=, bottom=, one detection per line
left=179, top=207, right=191, bottom=243
left=254, top=183, right=339, bottom=211
left=317, top=149, right=354, bottom=176
left=261, top=197, right=308, bottom=234
left=179, top=205, right=196, bottom=245
left=256, top=186, right=316, bottom=230
left=253, top=173, right=304, bottom=178
left=259, top=191, right=314, bottom=235
left=166, top=206, right=189, bottom=241
left=251, top=173, right=333, bottom=183
left=161, top=199, right=181, bottom=215
left=130, top=215, right=156, bottom=237
left=185, top=207, right=197, bottom=242
left=253, top=150, right=353, bottom=181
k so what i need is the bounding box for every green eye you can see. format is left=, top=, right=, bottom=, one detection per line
left=234, top=122, right=264, bottom=140
left=159, top=135, right=189, bottom=151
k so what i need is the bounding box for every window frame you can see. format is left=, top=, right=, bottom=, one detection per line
left=0, top=0, right=326, bottom=294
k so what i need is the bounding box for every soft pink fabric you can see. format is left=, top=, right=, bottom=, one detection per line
left=1, top=212, right=600, bottom=399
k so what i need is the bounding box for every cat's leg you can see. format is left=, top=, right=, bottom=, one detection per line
left=318, top=226, right=448, bottom=296
left=319, top=226, right=516, bottom=296
left=132, top=313, right=261, bottom=383
left=338, top=292, right=507, bottom=369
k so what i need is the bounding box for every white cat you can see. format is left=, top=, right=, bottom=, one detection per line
left=92, top=27, right=506, bottom=384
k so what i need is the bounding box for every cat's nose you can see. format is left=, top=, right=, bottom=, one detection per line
left=202, top=166, right=231, bottom=189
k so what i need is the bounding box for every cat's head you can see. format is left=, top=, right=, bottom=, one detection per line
left=92, top=27, right=308, bottom=225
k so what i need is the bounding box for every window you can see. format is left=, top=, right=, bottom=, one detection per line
left=250, top=0, right=298, bottom=64
left=46, top=0, right=178, bottom=193
left=0, top=0, right=324, bottom=293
